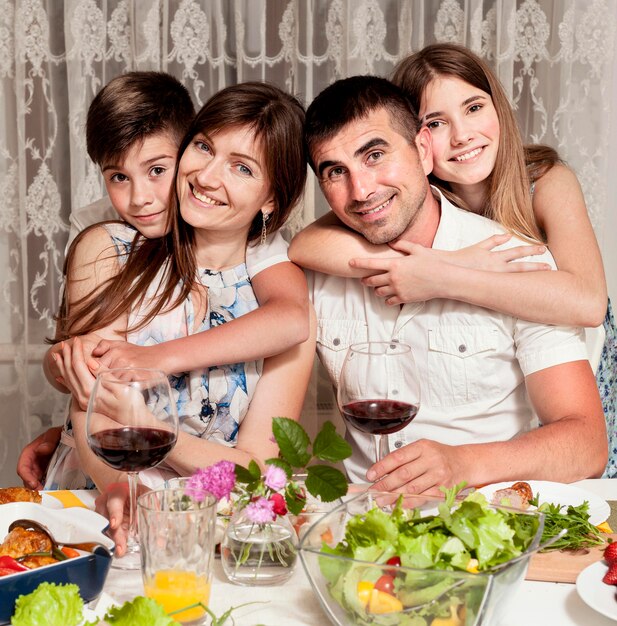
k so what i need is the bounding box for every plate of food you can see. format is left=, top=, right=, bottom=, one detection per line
left=477, top=480, right=610, bottom=525
left=0, top=487, right=63, bottom=510
left=576, top=560, right=617, bottom=621
left=0, top=502, right=114, bottom=624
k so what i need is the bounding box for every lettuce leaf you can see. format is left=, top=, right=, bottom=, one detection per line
left=12, top=582, right=84, bottom=626
left=103, top=596, right=176, bottom=626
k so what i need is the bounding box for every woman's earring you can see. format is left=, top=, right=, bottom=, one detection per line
left=260, top=212, right=270, bottom=245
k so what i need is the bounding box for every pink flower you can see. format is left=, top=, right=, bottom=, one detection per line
left=269, top=492, right=288, bottom=516
left=245, top=497, right=276, bottom=524
left=186, top=460, right=236, bottom=502
left=264, top=465, right=287, bottom=491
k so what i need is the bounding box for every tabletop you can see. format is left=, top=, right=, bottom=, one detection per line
left=99, top=479, right=617, bottom=626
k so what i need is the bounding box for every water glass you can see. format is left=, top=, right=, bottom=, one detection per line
left=138, top=488, right=217, bottom=624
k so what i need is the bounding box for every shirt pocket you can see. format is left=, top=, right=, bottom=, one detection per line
left=427, top=325, right=499, bottom=406
left=316, top=319, right=368, bottom=385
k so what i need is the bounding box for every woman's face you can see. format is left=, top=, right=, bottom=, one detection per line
left=176, top=124, right=273, bottom=241
left=419, top=75, right=500, bottom=193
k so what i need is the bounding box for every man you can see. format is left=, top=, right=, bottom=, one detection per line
left=301, top=75, right=606, bottom=494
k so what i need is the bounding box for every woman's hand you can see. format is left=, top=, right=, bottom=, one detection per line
left=95, top=482, right=150, bottom=557
left=54, top=336, right=101, bottom=410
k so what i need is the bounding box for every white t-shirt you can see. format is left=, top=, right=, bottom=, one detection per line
left=307, top=188, right=588, bottom=484
left=68, top=197, right=290, bottom=278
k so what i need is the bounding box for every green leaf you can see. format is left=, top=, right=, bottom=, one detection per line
left=247, top=459, right=262, bottom=480
left=272, top=417, right=311, bottom=468
left=305, top=465, right=348, bottom=502
left=285, top=482, right=307, bottom=516
left=265, top=457, right=293, bottom=478
left=104, top=597, right=175, bottom=626
left=234, top=464, right=255, bottom=484
left=313, top=421, right=352, bottom=462
left=12, top=582, right=84, bottom=626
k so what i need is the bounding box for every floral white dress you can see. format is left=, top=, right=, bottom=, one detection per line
left=45, top=222, right=263, bottom=489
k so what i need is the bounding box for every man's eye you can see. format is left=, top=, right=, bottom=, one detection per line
left=367, top=151, right=383, bottom=162
left=326, top=166, right=345, bottom=179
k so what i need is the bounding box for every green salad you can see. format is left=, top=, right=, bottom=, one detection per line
left=319, top=485, right=541, bottom=626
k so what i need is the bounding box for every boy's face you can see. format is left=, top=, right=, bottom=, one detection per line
left=101, top=132, right=178, bottom=238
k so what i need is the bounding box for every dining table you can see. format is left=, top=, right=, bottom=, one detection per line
left=69, top=478, right=617, bottom=625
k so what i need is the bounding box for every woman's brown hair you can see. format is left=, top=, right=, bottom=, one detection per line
left=392, top=43, right=559, bottom=243
left=56, top=82, right=306, bottom=341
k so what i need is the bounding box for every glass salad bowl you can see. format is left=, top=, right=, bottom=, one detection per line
left=298, top=489, right=545, bottom=626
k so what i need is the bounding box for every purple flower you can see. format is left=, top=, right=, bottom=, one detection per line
left=245, top=497, right=276, bottom=524
left=264, top=465, right=287, bottom=491
left=186, top=460, right=236, bottom=502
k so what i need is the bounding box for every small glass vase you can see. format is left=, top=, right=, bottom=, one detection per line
left=221, top=506, right=298, bottom=586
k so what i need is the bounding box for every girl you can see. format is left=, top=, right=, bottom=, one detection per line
left=289, top=43, right=615, bottom=477
left=45, top=82, right=316, bottom=492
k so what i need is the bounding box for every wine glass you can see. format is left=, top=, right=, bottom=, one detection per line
left=337, top=341, right=420, bottom=464
left=86, top=368, right=179, bottom=570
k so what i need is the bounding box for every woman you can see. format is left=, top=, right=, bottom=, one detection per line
left=46, top=82, right=316, bottom=492
left=289, top=43, right=615, bottom=476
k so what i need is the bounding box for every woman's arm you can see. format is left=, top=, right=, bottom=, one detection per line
left=91, top=261, right=311, bottom=374
left=163, top=308, right=317, bottom=476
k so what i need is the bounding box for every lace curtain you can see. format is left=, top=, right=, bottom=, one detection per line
left=1, top=0, right=616, bottom=485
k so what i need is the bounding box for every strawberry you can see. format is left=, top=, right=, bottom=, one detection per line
left=604, top=542, right=617, bottom=564
left=602, top=562, right=617, bottom=586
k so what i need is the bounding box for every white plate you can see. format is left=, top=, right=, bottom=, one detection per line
left=477, top=480, right=610, bottom=525
left=576, top=561, right=617, bottom=621
left=41, top=492, right=63, bottom=509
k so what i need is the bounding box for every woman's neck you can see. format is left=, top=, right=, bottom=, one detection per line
left=192, top=229, right=249, bottom=270
left=450, top=180, right=489, bottom=214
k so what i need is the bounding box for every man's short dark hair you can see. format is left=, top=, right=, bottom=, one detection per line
left=304, top=75, right=421, bottom=171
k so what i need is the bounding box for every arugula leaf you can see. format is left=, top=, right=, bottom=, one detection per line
left=536, top=500, right=604, bottom=551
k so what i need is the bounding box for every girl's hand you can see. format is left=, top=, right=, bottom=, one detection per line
left=93, top=340, right=164, bottom=373
left=397, top=234, right=551, bottom=273
left=352, top=235, right=552, bottom=306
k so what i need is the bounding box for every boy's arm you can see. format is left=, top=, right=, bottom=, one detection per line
left=93, top=260, right=310, bottom=374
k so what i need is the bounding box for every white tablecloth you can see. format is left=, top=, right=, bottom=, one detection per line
left=101, top=479, right=617, bottom=625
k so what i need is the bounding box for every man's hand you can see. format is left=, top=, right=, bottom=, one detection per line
left=17, top=426, right=62, bottom=489
left=365, top=439, right=468, bottom=495
left=93, top=341, right=165, bottom=373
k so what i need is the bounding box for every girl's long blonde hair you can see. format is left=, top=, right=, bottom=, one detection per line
left=392, top=43, right=560, bottom=243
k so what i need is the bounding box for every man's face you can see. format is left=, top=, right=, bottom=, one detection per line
left=102, top=132, right=178, bottom=238
left=311, top=108, right=433, bottom=244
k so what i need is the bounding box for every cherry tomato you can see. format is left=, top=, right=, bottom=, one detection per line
left=385, top=555, right=401, bottom=577
left=374, top=574, right=395, bottom=595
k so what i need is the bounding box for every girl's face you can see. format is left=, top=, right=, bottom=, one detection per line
left=177, top=124, right=273, bottom=242
left=419, top=76, right=500, bottom=194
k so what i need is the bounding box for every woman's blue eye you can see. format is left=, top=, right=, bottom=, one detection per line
left=238, top=164, right=253, bottom=176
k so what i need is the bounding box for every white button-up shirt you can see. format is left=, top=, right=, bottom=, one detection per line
left=308, top=189, right=588, bottom=483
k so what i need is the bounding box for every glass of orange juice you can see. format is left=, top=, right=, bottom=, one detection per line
left=138, top=487, right=217, bottom=624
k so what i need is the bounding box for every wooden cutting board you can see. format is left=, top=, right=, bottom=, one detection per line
left=525, top=533, right=617, bottom=583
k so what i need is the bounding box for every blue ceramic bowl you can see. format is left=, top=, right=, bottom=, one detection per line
left=0, top=502, right=114, bottom=624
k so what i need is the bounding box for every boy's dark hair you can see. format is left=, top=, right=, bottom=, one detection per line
left=86, top=71, right=195, bottom=166
left=304, top=75, right=421, bottom=171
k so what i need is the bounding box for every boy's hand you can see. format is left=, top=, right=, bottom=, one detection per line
left=17, top=426, right=62, bottom=489
left=93, top=340, right=166, bottom=373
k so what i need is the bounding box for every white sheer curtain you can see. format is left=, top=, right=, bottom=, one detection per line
left=1, top=0, right=615, bottom=485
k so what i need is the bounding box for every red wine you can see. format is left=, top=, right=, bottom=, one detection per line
left=342, top=400, right=418, bottom=435
left=89, top=427, right=176, bottom=472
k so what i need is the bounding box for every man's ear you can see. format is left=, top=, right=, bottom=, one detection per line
left=415, top=126, right=433, bottom=176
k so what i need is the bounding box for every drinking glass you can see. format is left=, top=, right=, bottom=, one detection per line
left=337, top=341, right=420, bottom=463
left=86, top=367, right=179, bottom=570
left=139, top=488, right=217, bottom=624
